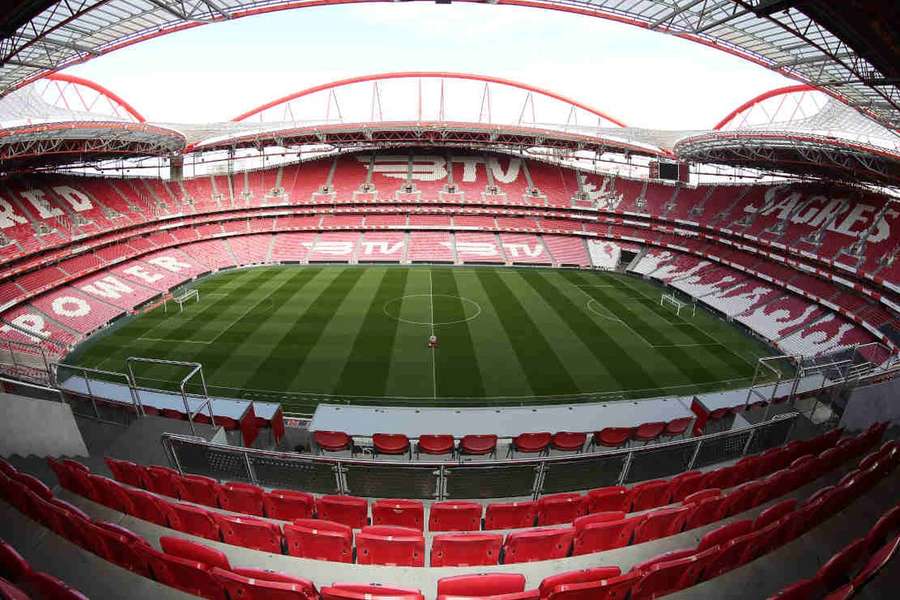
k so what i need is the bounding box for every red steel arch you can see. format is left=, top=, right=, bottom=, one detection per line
left=42, top=73, right=146, bottom=123
left=713, top=84, right=816, bottom=131
left=232, top=71, right=628, bottom=127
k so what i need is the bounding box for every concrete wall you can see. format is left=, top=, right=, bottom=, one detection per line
left=839, top=377, right=900, bottom=432
left=0, top=392, right=88, bottom=458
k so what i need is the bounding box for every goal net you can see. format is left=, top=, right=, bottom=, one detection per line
left=167, top=289, right=200, bottom=313
left=660, top=293, right=696, bottom=317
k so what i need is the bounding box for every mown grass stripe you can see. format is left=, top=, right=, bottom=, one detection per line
left=188, top=267, right=325, bottom=388
left=475, top=269, right=578, bottom=396
left=609, top=273, right=757, bottom=375
left=333, top=268, right=408, bottom=396
left=238, top=267, right=366, bottom=393
left=114, top=268, right=280, bottom=381
left=432, top=268, right=485, bottom=398
left=564, top=270, right=724, bottom=383
left=518, top=269, right=652, bottom=388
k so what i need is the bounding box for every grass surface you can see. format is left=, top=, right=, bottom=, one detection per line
left=64, top=266, right=779, bottom=414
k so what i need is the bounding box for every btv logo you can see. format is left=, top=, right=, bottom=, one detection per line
left=360, top=240, right=404, bottom=255
left=358, top=155, right=523, bottom=183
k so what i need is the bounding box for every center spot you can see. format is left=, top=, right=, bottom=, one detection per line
left=383, top=294, right=482, bottom=326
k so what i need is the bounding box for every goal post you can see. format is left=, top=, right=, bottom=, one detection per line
left=660, top=292, right=696, bottom=317
left=167, top=289, right=200, bottom=313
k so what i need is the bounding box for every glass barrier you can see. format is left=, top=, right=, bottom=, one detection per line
left=162, top=412, right=798, bottom=500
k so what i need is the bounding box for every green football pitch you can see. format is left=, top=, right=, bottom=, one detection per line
left=64, top=265, right=778, bottom=414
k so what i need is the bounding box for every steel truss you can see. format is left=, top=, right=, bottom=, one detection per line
left=0, top=121, right=185, bottom=168
left=192, top=120, right=667, bottom=158
left=675, top=131, right=900, bottom=186
left=0, top=0, right=896, bottom=130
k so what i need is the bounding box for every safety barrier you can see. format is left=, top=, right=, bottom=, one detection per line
left=161, top=412, right=797, bottom=499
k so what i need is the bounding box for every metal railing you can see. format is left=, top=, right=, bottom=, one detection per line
left=126, top=357, right=215, bottom=435
left=161, top=412, right=797, bottom=500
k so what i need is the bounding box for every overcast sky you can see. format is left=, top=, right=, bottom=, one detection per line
left=64, top=3, right=793, bottom=130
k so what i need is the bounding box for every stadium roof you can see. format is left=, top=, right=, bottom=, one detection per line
left=1, top=1, right=898, bottom=131
left=1, top=70, right=898, bottom=185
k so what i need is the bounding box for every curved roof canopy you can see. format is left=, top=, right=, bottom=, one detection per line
left=0, top=0, right=898, bottom=131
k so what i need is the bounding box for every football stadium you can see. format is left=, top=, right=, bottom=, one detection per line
left=0, top=2, right=899, bottom=599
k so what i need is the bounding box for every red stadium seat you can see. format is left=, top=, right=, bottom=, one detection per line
left=144, top=465, right=180, bottom=498
left=174, top=475, right=220, bottom=508
left=538, top=567, right=621, bottom=598
left=104, top=457, right=146, bottom=489
left=502, top=527, right=574, bottom=563
left=484, top=501, right=536, bottom=530
left=21, top=572, right=89, bottom=600
left=431, top=533, right=503, bottom=567
left=754, top=499, right=797, bottom=530
left=125, top=487, right=170, bottom=527
left=211, top=568, right=317, bottom=600
left=437, top=573, right=526, bottom=596
left=0, top=578, right=28, bottom=600
left=0, top=540, right=30, bottom=582
left=705, top=528, right=764, bottom=579
left=572, top=513, right=638, bottom=554
left=586, top=487, right=631, bottom=513
left=429, top=501, right=483, bottom=532
left=512, top=432, right=552, bottom=455
left=631, top=549, right=712, bottom=600
left=536, top=493, right=585, bottom=526
left=264, top=489, right=316, bottom=521
left=321, top=583, right=424, bottom=600
left=217, top=481, right=265, bottom=516
left=697, top=519, right=754, bottom=551
left=140, top=545, right=225, bottom=600
left=550, top=432, right=587, bottom=453
left=719, top=480, right=765, bottom=517
left=214, top=513, right=283, bottom=553
left=91, top=522, right=152, bottom=576
left=865, top=505, right=900, bottom=552
left=162, top=502, right=221, bottom=541
left=634, top=421, right=666, bottom=445
left=159, top=536, right=230, bottom=570
left=284, top=518, right=353, bottom=562
left=593, top=428, right=632, bottom=448
left=417, top=435, right=455, bottom=456
left=629, top=480, right=671, bottom=511
left=87, top=474, right=134, bottom=514
left=373, top=499, right=424, bottom=530
left=373, top=433, right=411, bottom=456
left=817, top=538, right=869, bottom=590
left=314, top=431, right=352, bottom=453
left=460, top=435, right=498, bottom=456
left=684, top=493, right=729, bottom=529
left=0, top=459, right=16, bottom=478
left=356, top=525, right=425, bottom=567
left=545, top=571, right=640, bottom=600
left=12, top=472, right=51, bottom=501
left=317, top=495, right=368, bottom=529
left=663, top=417, right=692, bottom=439
left=632, top=506, right=689, bottom=543
left=769, top=579, right=825, bottom=600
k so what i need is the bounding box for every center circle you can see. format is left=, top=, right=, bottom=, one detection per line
left=383, top=294, right=482, bottom=326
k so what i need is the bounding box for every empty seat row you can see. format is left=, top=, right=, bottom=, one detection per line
left=4, top=437, right=897, bottom=600
left=0, top=537, right=88, bottom=600
left=105, top=424, right=855, bottom=534
left=770, top=504, right=900, bottom=600
left=36, top=426, right=893, bottom=569
left=313, top=418, right=697, bottom=459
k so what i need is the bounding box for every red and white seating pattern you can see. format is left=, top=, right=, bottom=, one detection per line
left=543, top=236, right=589, bottom=267
left=306, top=232, right=358, bottom=263
left=500, top=234, right=553, bottom=265
left=76, top=271, right=160, bottom=311
left=455, top=233, right=505, bottom=264
left=587, top=240, right=622, bottom=270
left=28, top=287, right=124, bottom=336
left=358, top=232, right=406, bottom=262
left=408, top=232, right=454, bottom=263
left=270, top=233, right=314, bottom=263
